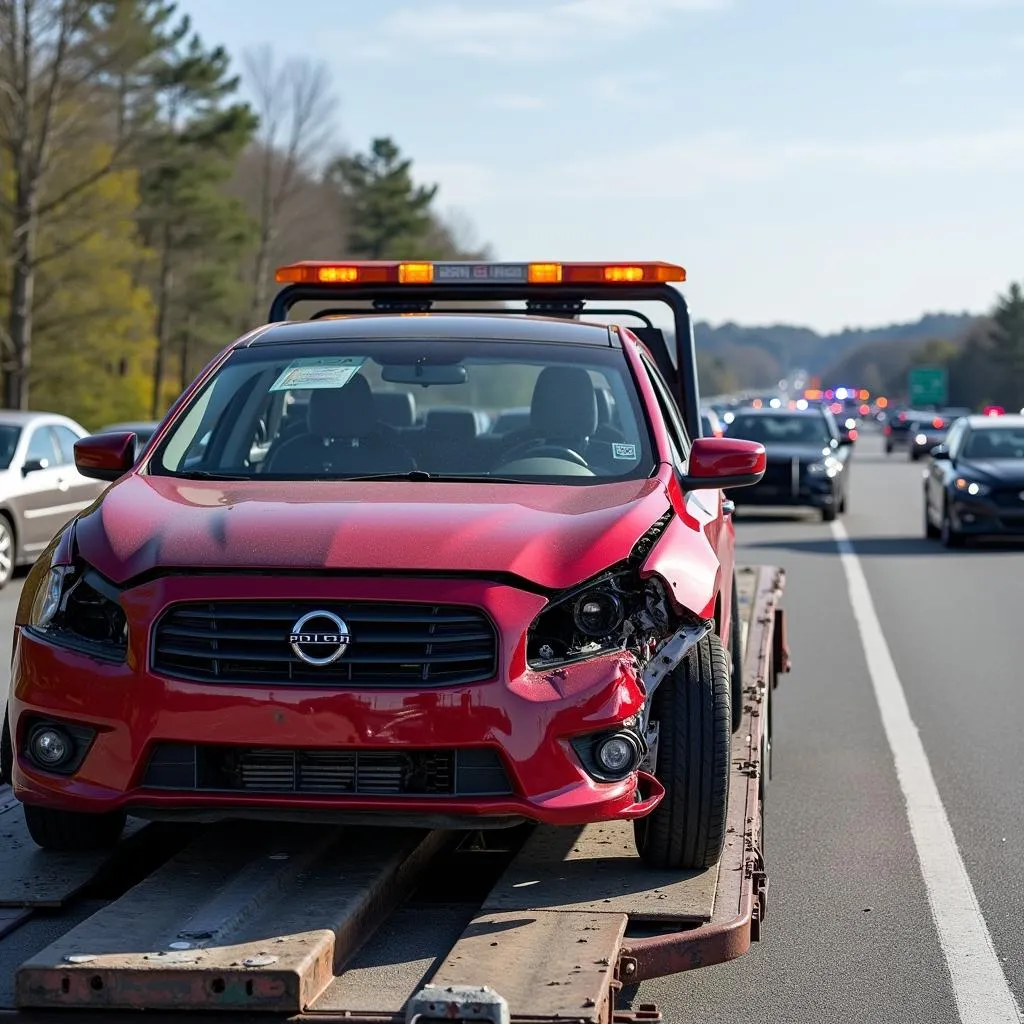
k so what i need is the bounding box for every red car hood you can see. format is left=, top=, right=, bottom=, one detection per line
left=74, top=474, right=674, bottom=591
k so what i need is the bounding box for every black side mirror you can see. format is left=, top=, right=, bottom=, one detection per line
left=930, top=445, right=950, bottom=460
left=22, top=457, right=49, bottom=475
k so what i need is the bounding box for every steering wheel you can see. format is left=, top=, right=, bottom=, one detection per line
left=499, top=440, right=590, bottom=468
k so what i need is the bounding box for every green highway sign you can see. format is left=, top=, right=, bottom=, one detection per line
left=908, top=365, right=948, bottom=406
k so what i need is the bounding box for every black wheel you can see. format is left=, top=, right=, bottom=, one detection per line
left=0, top=515, right=14, bottom=590
left=885, top=441, right=893, bottom=454
left=821, top=503, right=837, bottom=522
left=634, top=633, right=731, bottom=870
left=940, top=501, right=965, bottom=549
left=924, top=493, right=940, bottom=539
left=1, top=707, right=12, bottom=786
left=840, top=488, right=848, bottom=514
left=729, top=578, right=743, bottom=733
left=23, top=804, right=126, bottom=851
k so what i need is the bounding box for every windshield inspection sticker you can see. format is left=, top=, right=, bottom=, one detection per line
left=270, top=356, right=366, bottom=392
left=612, top=443, right=638, bottom=460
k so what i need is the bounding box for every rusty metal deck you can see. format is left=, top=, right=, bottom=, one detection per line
left=2, top=564, right=786, bottom=1024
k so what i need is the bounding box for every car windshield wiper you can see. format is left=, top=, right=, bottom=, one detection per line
left=171, top=470, right=254, bottom=481
left=341, top=471, right=526, bottom=483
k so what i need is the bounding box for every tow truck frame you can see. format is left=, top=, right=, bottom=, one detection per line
left=0, top=265, right=790, bottom=1022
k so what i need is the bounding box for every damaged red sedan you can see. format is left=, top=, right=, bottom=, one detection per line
left=2, top=260, right=764, bottom=870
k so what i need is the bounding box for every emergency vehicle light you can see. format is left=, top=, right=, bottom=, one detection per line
left=274, top=260, right=687, bottom=286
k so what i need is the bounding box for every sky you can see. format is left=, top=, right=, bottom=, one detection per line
left=175, top=0, right=1024, bottom=334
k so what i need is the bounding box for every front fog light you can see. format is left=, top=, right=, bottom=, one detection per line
left=29, top=726, right=72, bottom=767
left=595, top=733, right=641, bottom=775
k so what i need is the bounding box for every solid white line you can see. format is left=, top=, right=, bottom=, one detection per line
left=830, top=518, right=1022, bottom=1023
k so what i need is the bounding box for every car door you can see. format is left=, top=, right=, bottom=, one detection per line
left=50, top=423, right=107, bottom=510
left=13, top=425, right=68, bottom=556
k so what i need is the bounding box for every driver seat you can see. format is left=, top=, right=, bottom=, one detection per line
left=265, top=375, right=415, bottom=475
left=499, top=366, right=599, bottom=462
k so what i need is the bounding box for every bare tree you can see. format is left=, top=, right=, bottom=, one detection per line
left=241, top=45, right=336, bottom=322
left=0, top=0, right=164, bottom=409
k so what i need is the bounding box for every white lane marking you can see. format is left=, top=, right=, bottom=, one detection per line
left=831, top=518, right=1022, bottom=1023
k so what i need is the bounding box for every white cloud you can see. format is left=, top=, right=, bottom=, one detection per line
left=589, top=70, right=668, bottom=105
left=421, top=126, right=1024, bottom=204
left=482, top=93, right=548, bottom=110
left=362, top=0, right=730, bottom=62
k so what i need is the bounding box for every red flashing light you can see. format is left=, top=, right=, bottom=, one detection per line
left=883, top=425, right=892, bottom=435
left=859, top=403, right=870, bottom=415
left=830, top=402, right=842, bottom=414
left=848, top=428, right=859, bottom=441
left=898, top=412, right=907, bottom=421
left=932, top=417, right=944, bottom=428
left=825, top=389, right=835, bottom=400
left=984, top=405, right=1005, bottom=416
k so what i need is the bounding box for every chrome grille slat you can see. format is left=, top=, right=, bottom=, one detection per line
left=152, top=600, right=498, bottom=688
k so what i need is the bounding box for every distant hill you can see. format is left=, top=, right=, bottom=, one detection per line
left=689, top=311, right=980, bottom=394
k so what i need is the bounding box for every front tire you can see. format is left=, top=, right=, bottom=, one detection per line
left=634, top=633, right=731, bottom=870
left=821, top=503, right=837, bottom=522
left=924, top=493, right=940, bottom=539
left=0, top=515, right=15, bottom=590
left=940, top=501, right=965, bottom=549
left=23, top=804, right=126, bottom=852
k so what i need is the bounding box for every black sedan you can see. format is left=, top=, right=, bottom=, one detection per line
left=924, top=414, right=1024, bottom=546
left=725, top=406, right=853, bottom=521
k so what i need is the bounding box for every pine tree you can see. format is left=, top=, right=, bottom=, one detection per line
left=326, top=137, right=439, bottom=259
left=137, top=20, right=257, bottom=415
left=989, top=282, right=1024, bottom=409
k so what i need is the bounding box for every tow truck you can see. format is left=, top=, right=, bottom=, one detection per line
left=0, top=260, right=789, bottom=1023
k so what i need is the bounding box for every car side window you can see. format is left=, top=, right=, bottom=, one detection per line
left=51, top=425, right=81, bottom=465
left=637, top=353, right=690, bottom=466
left=25, top=427, right=58, bottom=468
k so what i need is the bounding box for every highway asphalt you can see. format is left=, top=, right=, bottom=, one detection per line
left=2, top=433, right=1022, bottom=1022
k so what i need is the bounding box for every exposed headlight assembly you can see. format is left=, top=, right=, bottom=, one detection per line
left=527, top=564, right=645, bottom=669
left=27, top=562, right=128, bottom=660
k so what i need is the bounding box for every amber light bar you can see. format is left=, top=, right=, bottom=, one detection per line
left=274, top=260, right=687, bottom=286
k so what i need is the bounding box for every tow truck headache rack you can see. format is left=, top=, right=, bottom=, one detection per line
left=264, top=259, right=703, bottom=440
left=1, top=565, right=787, bottom=1024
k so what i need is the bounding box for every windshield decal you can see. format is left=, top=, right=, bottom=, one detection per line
left=612, top=442, right=638, bottom=460
left=270, top=356, right=366, bottom=392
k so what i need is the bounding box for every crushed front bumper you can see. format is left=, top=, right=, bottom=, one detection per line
left=9, top=573, right=661, bottom=828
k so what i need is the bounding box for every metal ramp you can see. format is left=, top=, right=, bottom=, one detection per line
left=2, top=566, right=785, bottom=1023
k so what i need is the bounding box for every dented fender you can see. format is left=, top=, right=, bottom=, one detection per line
left=638, top=489, right=723, bottom=621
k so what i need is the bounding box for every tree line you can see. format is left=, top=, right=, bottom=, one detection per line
left=822, top=282, right=1024, bottom=410
left=0, top=0, right=488, bottom=429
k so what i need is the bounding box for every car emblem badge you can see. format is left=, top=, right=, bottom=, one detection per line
left=289, top=610, right=351, bottom=666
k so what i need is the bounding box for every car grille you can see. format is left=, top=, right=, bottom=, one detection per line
left=989, top=486, right=1024, bottom=509
left=151, top=600, right=498, bottom=688
left=141, top=743, right=513, bottom=797
left=746, top=458, right=797, bottom=495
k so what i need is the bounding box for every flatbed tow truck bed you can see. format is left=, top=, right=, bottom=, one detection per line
left=0, top=566, right=787, bottom=1024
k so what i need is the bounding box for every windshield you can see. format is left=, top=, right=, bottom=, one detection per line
left=0, top=425, right=21, bottom=470
left=150, top=339, right=655, bottom=484
left=726, top=413, right=832, bottom=446
left=962, top=427, right=1024, bottom=459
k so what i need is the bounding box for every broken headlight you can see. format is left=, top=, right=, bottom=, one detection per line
left=527, top=565, right=645, bottom=669
left=27, top=562, right=128, bottom=660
